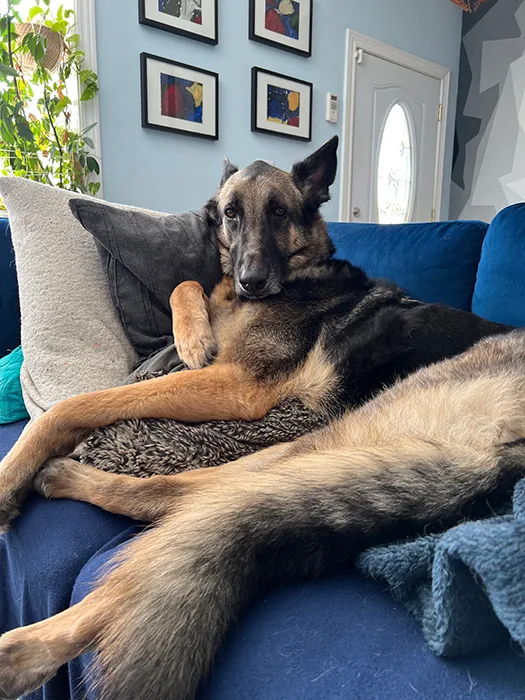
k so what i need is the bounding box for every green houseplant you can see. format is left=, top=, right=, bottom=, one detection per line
left=0, top=0, right=100, bottom=198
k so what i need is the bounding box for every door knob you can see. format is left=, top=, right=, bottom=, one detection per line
left=352, top=207, right=361, bottom=218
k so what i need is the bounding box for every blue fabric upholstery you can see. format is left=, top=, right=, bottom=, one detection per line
left=472, top=203, right=525, bottom=327
left=199, top=575, right=525, bottom=700
left=69, top=562, right=525, bottom=700
left=0, top=418, right=26, bottom=459
left=327, top=220, right=488, bottom=310
left=0, top=217, right=20, bottom=358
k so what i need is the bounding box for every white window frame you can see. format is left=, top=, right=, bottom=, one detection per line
left=76, top=0, right=103, bottom=196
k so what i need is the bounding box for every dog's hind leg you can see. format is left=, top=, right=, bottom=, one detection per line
left=0, top=363, right=279, bottom=530
left=34, top=442, right=297, bottom=520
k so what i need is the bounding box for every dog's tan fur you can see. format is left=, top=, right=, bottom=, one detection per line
left=0, top=138, right=520, bottom=700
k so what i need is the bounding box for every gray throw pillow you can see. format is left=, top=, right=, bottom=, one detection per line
left=70, top=199, right=222, bottom=359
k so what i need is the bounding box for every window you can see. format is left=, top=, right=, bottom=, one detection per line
left=376, top=102, right=414, bottom=225
left=0, top=0, right=100, bottom=191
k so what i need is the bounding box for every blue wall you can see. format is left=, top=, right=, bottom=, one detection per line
left=95, top=0, right=463, bottom=221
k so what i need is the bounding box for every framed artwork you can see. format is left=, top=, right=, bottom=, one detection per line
left=249, top=0, right=312, bottom=57
left=139, top=0, right=218, bottom=45
left=141, top=53, right=219, bottom=140
left=251, top=67, right=312, bottom=141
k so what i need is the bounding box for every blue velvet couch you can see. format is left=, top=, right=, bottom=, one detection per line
left=2, top=206, right=525, bottom=700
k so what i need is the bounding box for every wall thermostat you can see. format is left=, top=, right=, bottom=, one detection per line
left=326, top=93, right=339, bottom=123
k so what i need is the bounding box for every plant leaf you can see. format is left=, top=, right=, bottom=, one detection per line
left=0, top=62, right=19, bottom=77
left=82, top=122, right=97, bottom=134
left=28, top=6, right=44, bottom=20
left=86, top=156, right=100, bottom=175
left=55, top=96, right=68, bottom=111
left=80, top=87, right=95, bottom=101
left=16, top=119, right=34, bottom=143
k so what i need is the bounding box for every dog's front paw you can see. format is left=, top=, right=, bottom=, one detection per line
left=176, top=331, right=217, bottom=370
left=34, top=457, right=81, bottom=500
left=0, top=630, right=57, bottom=699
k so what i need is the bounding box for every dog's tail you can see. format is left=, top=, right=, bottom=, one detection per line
left=96, top=438, right=524, bottom=700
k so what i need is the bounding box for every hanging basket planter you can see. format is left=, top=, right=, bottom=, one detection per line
left=15, top=23, right=66, bottom=73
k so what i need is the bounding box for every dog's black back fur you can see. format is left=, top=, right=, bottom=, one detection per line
left=228, top=257, right=511, bottom=413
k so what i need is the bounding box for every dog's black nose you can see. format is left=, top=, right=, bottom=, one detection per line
left=239, top=270, right=268, bottom=296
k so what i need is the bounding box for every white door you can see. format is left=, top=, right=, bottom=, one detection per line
left=341, top=34, right=449, bottom=224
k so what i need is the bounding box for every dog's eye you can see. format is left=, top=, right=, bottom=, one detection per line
left=274, top=206, right=287, bottom=218
left=224, top=207, right=236, bottom=219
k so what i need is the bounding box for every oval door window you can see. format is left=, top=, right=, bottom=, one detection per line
left=377, top=102, right=414, bottom=224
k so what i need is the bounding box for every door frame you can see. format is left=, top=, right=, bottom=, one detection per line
left=339, top=30, right=451, bottom=222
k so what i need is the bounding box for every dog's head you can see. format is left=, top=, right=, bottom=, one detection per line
left=207, top=136, right=338, bottom=300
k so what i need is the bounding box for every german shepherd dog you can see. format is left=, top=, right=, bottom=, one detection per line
left=0, top=136, right=521, bottom=700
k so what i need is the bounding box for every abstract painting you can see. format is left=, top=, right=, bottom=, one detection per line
left=267, top=85, right=300, bottom=127
left=252, top=67, right=312, bottom=141
left=161, top=74, right=203, bottom=123
left=250, top=0, right=312, bottom=57
left=159, top=0, right=202, bottom=24
left=265, top=0, right=299, bottom=40
left=141, top=53, right=218, bottom=140
left=139, top=0, right=217, bottom=44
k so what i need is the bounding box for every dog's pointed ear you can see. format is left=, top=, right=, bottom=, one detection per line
left=291, top=136, right=339, bottom=204
left=220, top=158, right=239, bottom=187
left=204, top=159, right=239, bottom=228
left=203, top=197, right=220, bottom=228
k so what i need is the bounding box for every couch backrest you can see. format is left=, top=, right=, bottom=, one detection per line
left=471, top=202, right=525, bottom=328
left=327, top=219, right=488, bottom=311
left=0, top=217, right=20, bottom=357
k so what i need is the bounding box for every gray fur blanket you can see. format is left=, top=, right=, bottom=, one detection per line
left=75, top=371, right=327, bottom=477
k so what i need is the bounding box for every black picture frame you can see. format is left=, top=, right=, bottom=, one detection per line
left=249, top=0, right=312, bottom=58
left=251, top=66, right=312, bottom=142
left=139, top=0, right=218, bottom=46
left=141, top=52, right=219, bottom=141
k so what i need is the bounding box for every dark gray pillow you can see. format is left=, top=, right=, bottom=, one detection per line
left=70, top=200, right=222, bottom=359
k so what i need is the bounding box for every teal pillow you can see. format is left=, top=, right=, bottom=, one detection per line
left=0, top=346, right=29, bottom=424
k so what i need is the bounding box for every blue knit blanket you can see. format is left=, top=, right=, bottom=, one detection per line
left=358, top=478, right=525, bottom=657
